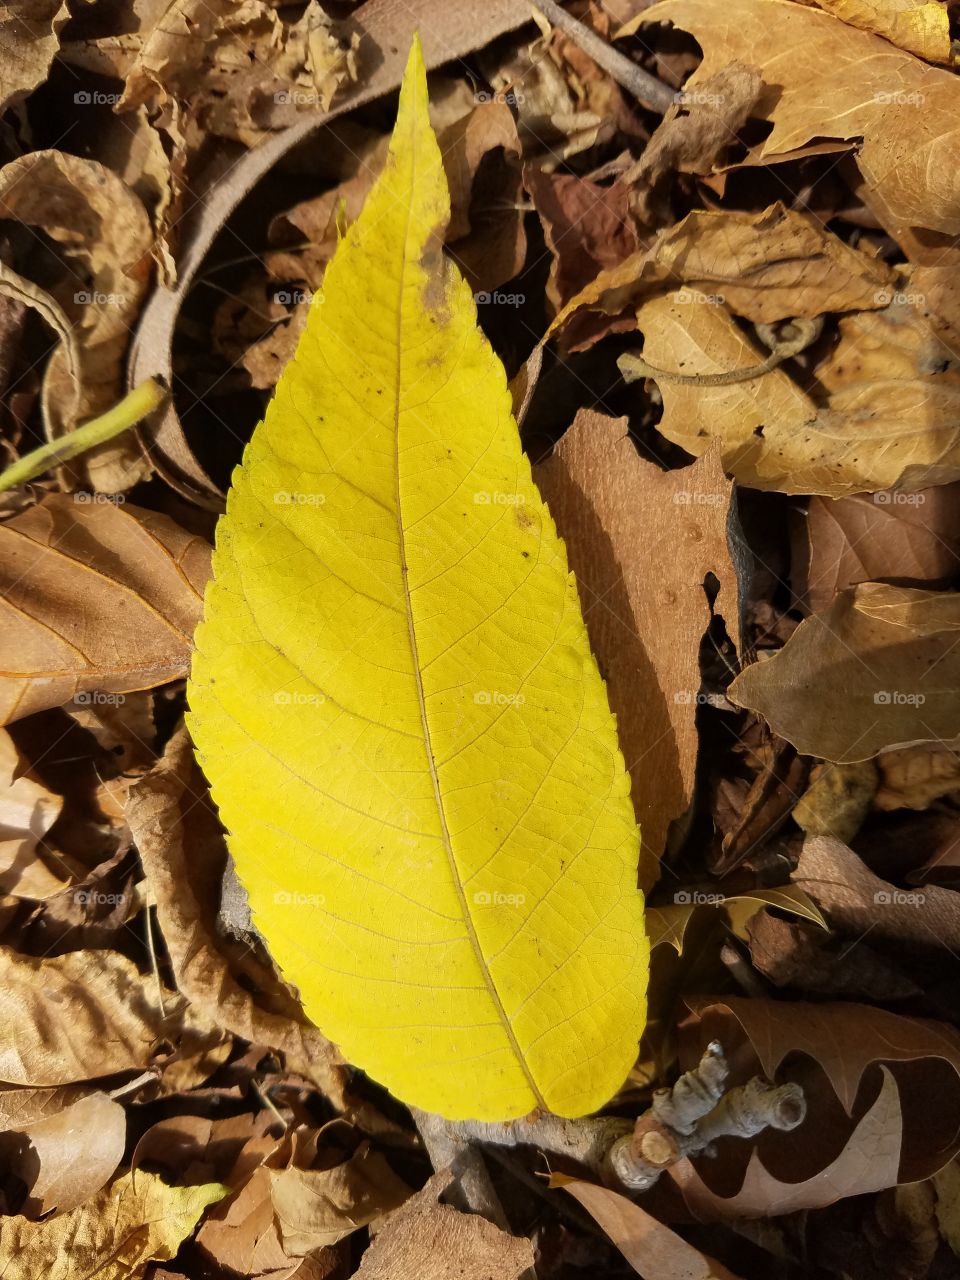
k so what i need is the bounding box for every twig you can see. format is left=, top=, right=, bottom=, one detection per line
left=532, top=0, right=677, bottom=113
left=619, top=317, right=824, bottom=388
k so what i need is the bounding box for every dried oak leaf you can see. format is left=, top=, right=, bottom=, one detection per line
left=0, top=152, right=153, bottom=492
left=809, top=0, right=952, bottom=64
left=353, top=1169, right=534, bottom=1280
left=623, top=0, right=960, bottom=237
left=0, top=494, right=210, bottom=727
left=535, top=412, right=740, bottom=884
left=0, top=0, right=69, bottom=111
left=550, top=203, right=893, bottom=350
left=729, top=583, right=960, bottom=762
left=126, top=726, right=348, bottom=1103
left=630, top=293, right=960, bottom=496
left=0, top=1170, right=225, bottom=1280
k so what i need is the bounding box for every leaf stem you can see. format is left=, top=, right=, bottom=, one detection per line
left=0, top=378, right=166, bottom=492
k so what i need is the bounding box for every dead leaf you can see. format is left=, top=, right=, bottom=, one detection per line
left=670, top=1065, right=903, bottom=1217
left=875, top=742, right=960, bottom=809
left=0, top=1169, right=226, bottom=1279
left=810, top=0, right=952, bottom=64
left=535, top=413, right=740, bottom=883
left=729, top=583, right=960, bottom=761
left=353, top=1169, right=535, bottom=1280
left=0, top=1, right=69, bottom=111
left=793, top=832, right=960, bottom=953
left=794, top=486, right=960, bottom=615
left=0, top=1090, right=126, bottom=1218
left=0, top=728, right=64, bottom=899
left=624, top=0, right=960, bottom=238
left=0, top=152, right=153, bottom=492
left=555, top=1173, right=745, bottom=1277
left=126, top=727, right=348, bottom=1102
left=0, top=494, right=210, bottom=726
left=793, top=760, right=879, bottom=843
left=270, top=1146, right=410, bottom=1254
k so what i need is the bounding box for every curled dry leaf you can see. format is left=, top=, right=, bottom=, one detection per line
left=0, top=1, right=69, bottom=111
left=0, top=494, right=210, bottom=727
left=353, top=1169, right=535, bottom=1280
left=0, top=1170, right=226, bottom=1280
left=126, top=727, right=348, bottom=1103
left=0, top=945, right=221, bottom=1087
left=809, top=0, right=952, bottom=64
left=0, top=727, right=64, bottom=899
left=550, top=203, right=893, bottom=349
left=875, top=741, right=960, bottom=810
left=624, top=0, right=960, bottom=237
left=729, top=583, right=960, bottom=762
left=535, top=412, right=740, bottom=884
left=793, top=486, right=960, bottom=616
left=0, top=152, right=153, bottom=492
left=0, top=1090, right=126, bottom=1218
left=793, top=833, right=960, bottom=953
left=630, top=293, right=960, bottom=497
left=554, top=1173, right=745, bottom=1277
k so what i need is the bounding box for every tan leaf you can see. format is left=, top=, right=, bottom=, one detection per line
left=810, top=0, right=951, bottom=64
left=353, top=1169, right=534, bottom=1280
left=555, top=1174, right=745, bottom=1277
left=0, top=495, right=210, bottom=726
left=0, top=152, right=153, bottom=492
left=0, top=945, right=218, bottom=1086
left=126, top=727, right=348, bottom=1101
left=623, top=0, right=960, bottom=236
left=792, top=760, right=878, bottom=843
left=0, top=728, right=64, bottom=898
left=0, top=1170, right=225, bottom=1280
left=270, top=1146, right=411, bottom=1254
left=670, top=1066, right=902, bottom=1217
left=630, top=293, right=960, bottom=496
left=875, top=741, right=960, bottom=809
left=535, top=413, right=740, bottom=883
left=729, top=584, right=960, bottom=761
left=0, top=1, right=69, bottom=111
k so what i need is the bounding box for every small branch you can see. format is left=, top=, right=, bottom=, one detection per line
left=533, top=0, right=677, bottom=113
left=619, top=317, right=824, bottom=388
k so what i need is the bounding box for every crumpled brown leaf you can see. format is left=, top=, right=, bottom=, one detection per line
left=353, top=1169, right=535, bottom=1280
left=0, top=152, right=153, bottom=492
left=535, top=413, right=740, bottom=884
left=0, top=1170, right=226, bottom=1280
left=0, top=1, right=69, bottom=111
left=127, top=727, right=348, bottom=1102
left=809, top=0, right=952, bottom=64
left=729, top=583, right=960, bottom=761
left=0, top=728, right=64, bottom=899
left=875, top=742, right=960, bottom=810
left=623, top=0, right=960, bottom=238
left=0, top=495, right=210, bottom=726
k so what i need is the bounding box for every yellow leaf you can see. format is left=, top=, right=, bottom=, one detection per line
left=188, top=37, right=648, bottom=1122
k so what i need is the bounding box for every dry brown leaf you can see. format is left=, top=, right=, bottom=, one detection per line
left=0, top=1090, right=126, bottom=1218
left=793, top=832, right=960, bottom=952
left=0, top=494, right=209, bottom=726
left=270, top=1146, right=410, bottom=1254
left=0, top=728, right=64, bottom=899
left=624, top=0, right=960, bottom=237
left=353, top=1169, right=534, bottom=1280
left=127, top=727, right=348, bottom=1102
left=875, top=742, right=960, bottom=809
left=550, top=203, right=894, bottom=348
left=0, top=1169, right=226, bottom=1280
left=792, top=760, right=878, bottom=843
left=630, top=292, right=960, bottom=496
left=794, top=486, right=960, bottom=615
left=197, top=1145, right=301, bottom=1278
left=555, top=1174, right=745, bottom=1276
left=729, top=584, right=960, bottom=761
left=0, top=945, right=221, bottom=1086
left=535, top=413, right=740, bottom=884
left=0, top=1, right=69, bottom=111
left=810, top=0, right=952, bottom=64
left=0, top=152, right=153, bottom=492
left=670, top=1065, right=902, bottom=1217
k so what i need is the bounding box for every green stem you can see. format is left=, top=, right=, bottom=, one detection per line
left=0, top=379, right=166, bottom=492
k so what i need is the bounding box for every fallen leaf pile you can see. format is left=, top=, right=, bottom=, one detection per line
left=1, top=0, right=960, bottom=1276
